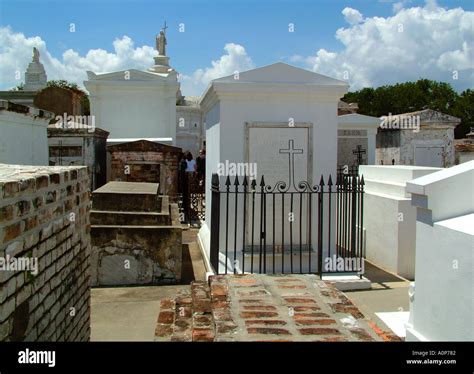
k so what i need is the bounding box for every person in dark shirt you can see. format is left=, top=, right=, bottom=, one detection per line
left=196, top=149, right=206, bottom=175
left=195, top=149, right=206, bottom=187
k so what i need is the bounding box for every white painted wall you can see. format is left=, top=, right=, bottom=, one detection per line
left=203, top=101, right=220, bottom=228
left=205, top=101, right=220, bottom=128
left=84, top=70, right=179, bottom=142
left=0, top=108, right=50, bottom=165
left=360, top=165, right=442, bottom=279
left=406, top=161, right=474, bottom=341
left=218, top=98, right=339, bottom=182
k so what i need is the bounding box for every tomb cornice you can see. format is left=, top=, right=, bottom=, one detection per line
left=47, top=127, right=110, bottom=138
left=212, top=90, right=345, bottom=104
left=0, top=110, right=52, bottom=128
left=211, top=81, right=347, bottom=99
left=418, top=122, right=459, bottom=129
left=84, top=79, right=179, bottom=90
left=176, top=105, right=202, bottom=112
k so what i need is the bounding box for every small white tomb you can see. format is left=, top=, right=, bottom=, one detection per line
left=198, top=62, right=348, bottom=272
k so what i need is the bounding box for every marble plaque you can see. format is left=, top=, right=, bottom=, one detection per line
left=244, top=124, right=312, bottom=253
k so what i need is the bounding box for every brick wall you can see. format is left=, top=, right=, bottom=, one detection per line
left=108, top=140, right=181, bottom=198
left=34, top=86, right=85, bottom=117
left=0, top=164, right=91, bottom=341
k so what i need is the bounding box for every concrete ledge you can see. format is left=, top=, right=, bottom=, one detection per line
left=405, top=326, right=428, bottom=341
left=92, top=181, right=160, bottom=212
left=363, top=178, right=408, bottom=198
left=322, top=275, right=371, bottom=291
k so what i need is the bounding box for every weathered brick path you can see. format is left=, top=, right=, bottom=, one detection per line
left=155, top=274, right=386, bottom=342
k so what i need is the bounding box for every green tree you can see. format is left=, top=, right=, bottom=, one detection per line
left=10, top=83, right=24, bottom=91
left=46, top=79, right=81, bottom=91
left=452, top=89, right=474, bottom=138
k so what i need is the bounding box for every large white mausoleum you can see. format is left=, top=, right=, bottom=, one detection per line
left=84, top=29, right=180, bottom=144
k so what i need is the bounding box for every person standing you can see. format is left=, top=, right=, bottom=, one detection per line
left=195, top=149, right=206, bottom=192
left=185, top=152, right=196, bottom=173
left=196, top=149, right=206, bottom=187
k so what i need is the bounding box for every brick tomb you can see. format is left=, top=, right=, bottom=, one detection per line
left=90, top=181, right=182, bottom=286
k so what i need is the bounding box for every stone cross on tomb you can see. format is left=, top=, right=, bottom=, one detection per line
left=352, top=145, right=366, bottom=165
left=279, top=139, right=303, bottom=187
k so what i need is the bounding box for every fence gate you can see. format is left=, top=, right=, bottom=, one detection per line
left=209, top=172, right=365, bottom=276
left=178, top=173, right=205, bottom=225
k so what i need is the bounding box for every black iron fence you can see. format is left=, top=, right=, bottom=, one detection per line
left=337, top=164, right=359, bottom=176
left=209, top=172, right=365, bottom=276
left=178, top=173, right=205, bottom=225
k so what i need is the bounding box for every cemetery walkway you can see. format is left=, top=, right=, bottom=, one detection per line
left=154, top=274, right=395, bottom=342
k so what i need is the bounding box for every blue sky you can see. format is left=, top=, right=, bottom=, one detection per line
left=0, top=0, right=473, bottom=95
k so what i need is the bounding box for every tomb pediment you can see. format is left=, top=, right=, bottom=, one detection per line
left=213, top=62, right=347, bottom=86
left=201, top=62, right=349, bottom=106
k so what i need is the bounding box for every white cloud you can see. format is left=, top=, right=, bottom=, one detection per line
left=179, top=43, right=255, bottom=96
left=0, top=27, right=254, bottom=97
left=392, top=0, right=412, bottom=13
left=342, top=7, right=364, bottom=25
left=0, top=26, right=156, bottom=91
left=295, top=1, right=474, bottom=91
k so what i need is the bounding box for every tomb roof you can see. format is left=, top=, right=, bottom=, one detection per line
left=0, top=99, right=54, bottom=119
left=212, top=62, right=348, bottom=86
left=106, top=138, right=181, bottom=152
left=389, top=109, right=460, bottom=124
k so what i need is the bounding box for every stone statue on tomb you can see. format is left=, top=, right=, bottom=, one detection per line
left=156, top=31, right=166, bottom=55
left=24, top=47, right=47, bottom=91
left=32, top=47, right=40, bottom=63
left=156, top=22, right=168, bottom=56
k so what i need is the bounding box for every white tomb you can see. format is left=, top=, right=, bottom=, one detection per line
left=198, top=62, right=348, bottom=273
left=337, top=113, right=380, bottom=166
left=359, top=165, right=442, bottom=279
left=0, top=100, right=53, bottom=165
left=84, top=27, right=179, bottom=142
left=405, top=161, right=474, bottom=341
